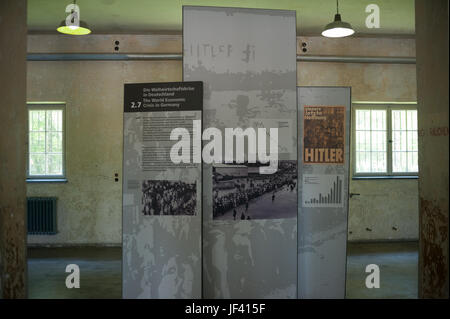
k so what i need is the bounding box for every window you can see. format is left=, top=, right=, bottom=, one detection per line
left=27, top=103, right=65, bottom=180
left=352, top=103, right=418, bottom=177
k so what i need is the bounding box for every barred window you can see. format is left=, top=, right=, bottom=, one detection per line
left=27, top=104, right=65, bottom=179
left=353, top=103, right=418, bottom=176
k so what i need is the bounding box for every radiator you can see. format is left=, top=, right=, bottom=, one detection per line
left=27, top=197, right=58, bottom=235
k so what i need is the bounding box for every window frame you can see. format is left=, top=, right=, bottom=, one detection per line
left=352, top=102, right=418, bottom=178
left=27, top=103, right=66, bottom=181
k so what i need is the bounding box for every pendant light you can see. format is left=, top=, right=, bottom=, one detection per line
left=57, top=0, right=91, bottom=35
left=322, top=0, right=354, bottom=38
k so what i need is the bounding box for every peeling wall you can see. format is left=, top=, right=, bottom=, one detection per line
left=27, top=34, right=418, bottom=245
left=0, top=0, right=27, bottom=298
left=347, top=179, right=418, bottom=241
left=415, top=0, right=449, bottom=299
left=27, top=35, right=183, bottom=245
left=27, top=59, right=182, bottom=245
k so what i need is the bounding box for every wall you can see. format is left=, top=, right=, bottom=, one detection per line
left=27, top=35, right=182, bottom=245
left=0, top=0, right=27, bottom=298
left=415, top=0, right=449, bottom=299
left=27, top=34, right=418, bottom=245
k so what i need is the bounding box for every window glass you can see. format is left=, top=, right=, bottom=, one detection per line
left=28, top=108, right=64, bottom=177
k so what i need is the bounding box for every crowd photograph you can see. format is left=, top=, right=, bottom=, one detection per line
left=212, top=161, right=297, bottom=220
left=141, top=180, right=197, bottom=216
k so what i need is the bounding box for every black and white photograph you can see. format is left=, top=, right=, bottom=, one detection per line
left=141, top=180, right=197, bottom=216
left=213, top=161, right=297, bottom=220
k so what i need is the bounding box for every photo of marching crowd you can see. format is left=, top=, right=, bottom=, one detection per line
left=212, top=161, right=297, bottom=220
left=141, top=180, right=197, bottom=216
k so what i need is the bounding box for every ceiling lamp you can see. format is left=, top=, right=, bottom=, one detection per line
left=57, top=20, right=91, bottom=35
left=57, top=0, right=91, bottom=35
left=322, top=0, right=354, bottom=38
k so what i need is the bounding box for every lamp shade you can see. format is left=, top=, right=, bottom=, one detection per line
left=322, top=13, right=354, bottom=38
left=57, top=20, right=91, bottom=35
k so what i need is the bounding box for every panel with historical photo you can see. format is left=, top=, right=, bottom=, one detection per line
left=212, top=160, right=297, bottom=220
left=141, top=180, right=197, bottom=216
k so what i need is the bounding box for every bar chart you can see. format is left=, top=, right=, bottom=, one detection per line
left=302, top=174, right=345, bottom=207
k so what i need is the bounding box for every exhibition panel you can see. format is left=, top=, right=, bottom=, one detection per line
left=184, top=6, right=298, bottom=298
left=297, top=86, right=351, bottom=299
left=122, top=82, right=203, bottom=298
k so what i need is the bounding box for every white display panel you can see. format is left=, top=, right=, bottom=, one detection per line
left=184, top=6, right=298, bottom=298
left=122, top=82, right=203, bottom=298
left=297, top=86, right=351, bottom=299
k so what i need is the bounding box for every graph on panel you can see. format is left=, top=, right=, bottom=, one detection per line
left=302, top=174, right=344, bottom=207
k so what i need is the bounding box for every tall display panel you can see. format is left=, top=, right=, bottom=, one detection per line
left=297, top=86, right=351, bottom=298
left=184, top=6, right=298, bottom=298
left=122, top=82, right=203, bottom=298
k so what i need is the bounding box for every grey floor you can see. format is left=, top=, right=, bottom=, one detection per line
left=27, top=241, right=418, bottom=299
left=28, top=246, right=122, bottom=299
left=345, top=241, right=418, bottom=299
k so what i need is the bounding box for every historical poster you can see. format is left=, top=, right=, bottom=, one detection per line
left=303, top=106, right=345, bottom=164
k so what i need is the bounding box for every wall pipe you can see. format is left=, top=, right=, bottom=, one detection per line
left=27, top=53, right=416, bottom=64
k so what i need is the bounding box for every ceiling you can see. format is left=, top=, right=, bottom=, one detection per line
left=27, top=0, right=415, bottom=37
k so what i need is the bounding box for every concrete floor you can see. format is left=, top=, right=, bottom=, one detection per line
left=27, top=241, right=418, bottom=299
left=345, top=241, right=418, bottom=299
left=27, top=246, right=122, bottom=299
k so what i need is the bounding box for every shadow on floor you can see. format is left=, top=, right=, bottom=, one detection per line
left=27, top=241, right=418, bottom=299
